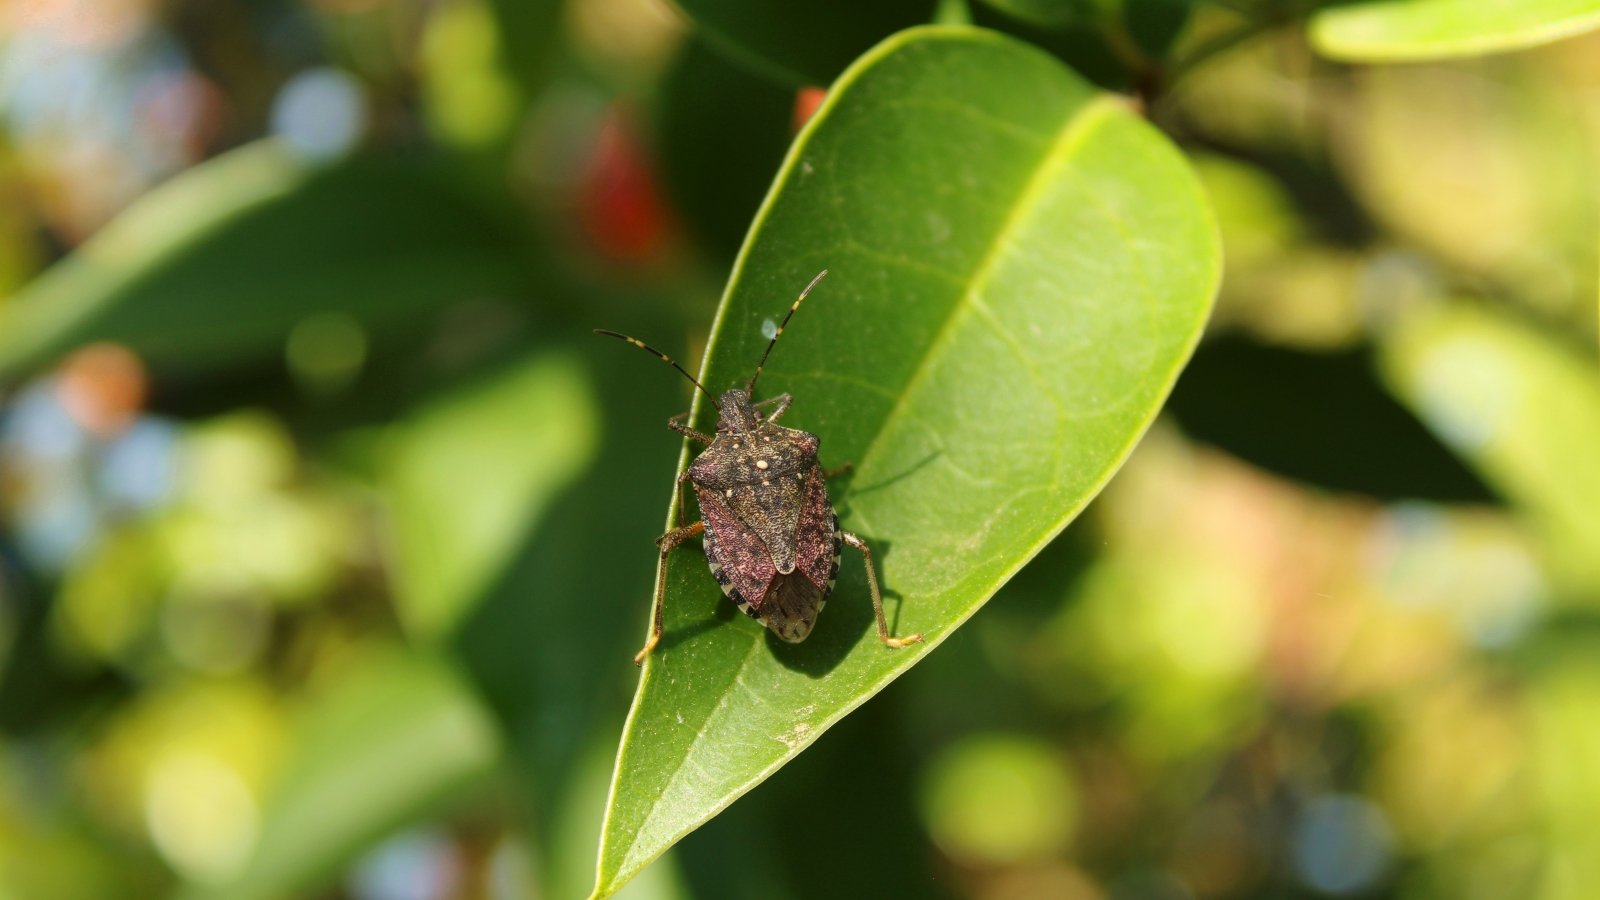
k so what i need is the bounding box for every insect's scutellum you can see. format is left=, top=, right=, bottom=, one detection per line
left=597, top=270, right=922, bottom=664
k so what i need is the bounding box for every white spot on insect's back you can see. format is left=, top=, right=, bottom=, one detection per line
left=755, top=459, right=768, bottom=470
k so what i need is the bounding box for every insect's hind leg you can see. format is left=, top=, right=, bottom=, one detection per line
left=840, top=531, right=922, bottom=650
left=637, top=519, right=705, bottom=665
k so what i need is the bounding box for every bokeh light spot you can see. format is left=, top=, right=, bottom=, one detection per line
left=348, top=828, right=462, bottom=900
left=270, top=67, right=366, bottom=161
left=56, top=343, right=147, bottom=437
left=921, top=734, right=1077, bottom=867
left=1291, top=794, right=1393, bottom=895
left=286, top=311, right=368, bottom=395
left=144, top=750, right=259, bottom=882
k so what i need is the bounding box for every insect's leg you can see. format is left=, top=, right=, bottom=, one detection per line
left=840, top=532, right=922, bottom=650
left=668, top=411, right=713, bottom=444
left=672, top=470, right=692, bottom=529
left=751, top=393, right=793, bottom=423
left=822, top=462, right=853, bottom=479
left=637, top=520, right=706, bottom=665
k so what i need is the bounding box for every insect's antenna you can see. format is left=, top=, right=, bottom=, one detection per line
left=747, top=268, right=827, bottom=394
left=594, top=330, right=716, bottom=401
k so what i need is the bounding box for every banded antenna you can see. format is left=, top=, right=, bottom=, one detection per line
left=747, top=269, right=828, bottom=394
left=594, top=330, right=715, bottom=401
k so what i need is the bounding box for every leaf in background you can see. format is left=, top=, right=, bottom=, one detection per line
left=382, top=351, right=600, bottom=639
left=484, top=0, right=564, bottom=95
left=0, top=142, right=527, bottom=381
left=185, top=645, right=499, bottom=900
left=972, top=0, right=1195, bottom=66
left=1123, top=0, right=1194, bottom=59
left=1379, top=302, right=1600, bottom=592
left=976, top=0, right=1097, bottom=29
left=594, top=26, right=1219, bottom=895
left=1167, top=335, right=1495, bottom=502
left=1310, top=0, right=1600, bottom=62
left=674, top=683, right=943, bottom=900
left=656, top=36, right=797, bottom=261
left=439, top=319, right=713, bottom=897
left=674, top=0, right=936, bottom=86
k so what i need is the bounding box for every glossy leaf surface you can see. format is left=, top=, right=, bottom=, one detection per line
left=595, top=26, right=1219, bottom=895
left=1311, top=0, right=1600, bottom=61
left=0, top=143, right=526, bottom=381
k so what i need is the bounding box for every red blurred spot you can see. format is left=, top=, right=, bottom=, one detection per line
left=793, top=88, right=827, bottom=131
left=577, top=107, right=677, bottom=266
left=56, top=343, right=147, bottom=437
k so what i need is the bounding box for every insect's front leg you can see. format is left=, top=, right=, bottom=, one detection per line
left=822, top=461, right=853, bottom=479
left=840, top=531, right=922, bottom=650
left=638, top=517, right=705, bottom=665
left=668, top=411, right=713, bottom=444
left=751, top=393, right=793, bottom=423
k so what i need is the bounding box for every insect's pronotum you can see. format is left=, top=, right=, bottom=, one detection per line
left=597, top=270, right=923, bottom=664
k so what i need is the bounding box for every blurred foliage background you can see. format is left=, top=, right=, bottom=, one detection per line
left=1, top=0, right=1599, bottom=899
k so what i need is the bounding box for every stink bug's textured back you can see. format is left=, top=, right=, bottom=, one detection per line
left=595, top=271, right=921, bottom=663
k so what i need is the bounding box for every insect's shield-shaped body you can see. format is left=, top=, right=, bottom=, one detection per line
left=688, top=389, right=840, bottom=642
left=594, top=270, right=920, bottom=663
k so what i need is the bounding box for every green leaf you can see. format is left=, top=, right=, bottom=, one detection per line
left=594, top=26, right=1219, bottom=896
left=438, top=318, right=715, bottom=897
left=185, top=645, right=499, bottom=900
left=1310, top=0, right=1600, bottom=62
left=674, top=0, right=936, bottom=86
left=485, top=0, right=564, bottom=94
left=656, top=37, right=797, bottom=261
left=977, top=0, right=1098, bottom=29
left=1378, top=302, right=1600, bottom=592
left=1167, top=335, right=1494, bottom=502
left=1123, top=0, right=1194, bottom=59
left=0, top=142, right=527, bottom=381
left=382, top=351, right=601, bottom=639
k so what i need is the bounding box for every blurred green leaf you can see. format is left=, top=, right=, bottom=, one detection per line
left=1379, top=302, right=1600, bottom=592
left=1310, top=0, right=1600, bottom=62
left=485, top=0, right=564, bottom=94
left=674, top=684, right=946, bottom=900
left=1167, top=335, right=1495, bottom=502
left=1123, top=0, right=1194, bottom=58
left=978, top=0, right=1097, bottom=29
left=657, top=37, right=796, bottom=261
left=595, top=26, right=1218, bottom=895
left=674, top=0, right=936, bottom=86
left=0, top=142, right=527, bottom=381
left=383, top=351, right=600, bottom=639
left=974, top=0, right=1194, bottom=61
left=189, top=645, right=498, bottom=900
left=437, top=317, right=712, bottom=897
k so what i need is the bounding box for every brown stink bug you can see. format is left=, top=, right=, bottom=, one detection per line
left=597, top=270, right=923, bottom=665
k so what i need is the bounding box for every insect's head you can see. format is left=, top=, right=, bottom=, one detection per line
left=714, top=388, right=758, bottom=433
